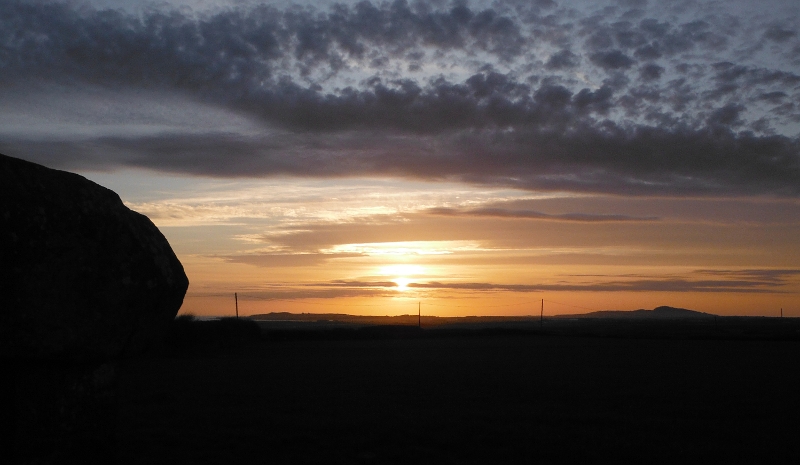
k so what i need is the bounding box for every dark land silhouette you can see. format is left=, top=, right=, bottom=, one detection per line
left=5, top=151, right=799, bottom=463
left=111, top=313, right=800, bottom=464
left=554, top=305, right=716, bottom=319
left=247, top=307, right=799, bottom=341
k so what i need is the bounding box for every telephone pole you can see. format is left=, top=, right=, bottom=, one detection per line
left=540, top=298, right=543, bottom=329
left=235, top=292, right=239, bottom=319
left=418, top=301, right=421, bottom=328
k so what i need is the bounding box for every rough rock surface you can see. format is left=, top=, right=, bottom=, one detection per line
left=0, top=153, right=189, bottom=361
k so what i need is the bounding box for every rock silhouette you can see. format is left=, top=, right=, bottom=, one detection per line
left=1, top=153, right=188, bottom=360
left=1, top=153, right=188, bottom=462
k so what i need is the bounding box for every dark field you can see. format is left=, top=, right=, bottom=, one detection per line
left=117, top=321, right=800, bottom=464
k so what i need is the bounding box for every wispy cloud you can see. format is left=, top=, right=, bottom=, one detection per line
left=425, top=206, right=659, bottom=222
left=205, top=269, right=800, bottom=300
left=221, top=252, right=363, bottom=267
left=217, top=286, right=397, bottom=301
left=694, top=268, right=800, bottom=285
left=405, top=267, right=800, bottom=293
left=407, top=279, right=788, bottom=294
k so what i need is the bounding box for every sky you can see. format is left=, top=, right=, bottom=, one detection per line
left=2, top=0, right=799, bottom=317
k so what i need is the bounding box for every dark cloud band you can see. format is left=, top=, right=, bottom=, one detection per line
left=1, top=0, right=799, bottom=197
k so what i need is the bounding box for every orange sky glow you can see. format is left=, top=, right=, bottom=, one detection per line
left=79, top=172, right=800, bottom=318
left=5, top=0, right=800, bottom=318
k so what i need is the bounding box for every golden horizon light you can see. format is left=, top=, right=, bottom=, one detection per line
left=6, top=0, right=799, bottom=319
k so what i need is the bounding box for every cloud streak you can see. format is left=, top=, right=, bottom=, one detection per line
left=425, top=206, right=659, bottom=222
left=407, top=279, right=786, bottom=294
left=324, top=268, right=800, bottom=294
left=221, top=267, right=800, bottom=301
left=221, top=252, right=363, bottom=267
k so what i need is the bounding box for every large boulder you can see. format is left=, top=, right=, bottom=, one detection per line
left=0, top=153, right=189, bottom=361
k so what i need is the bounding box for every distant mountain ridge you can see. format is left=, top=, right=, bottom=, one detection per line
left=556, top=306, right=716, bottom=319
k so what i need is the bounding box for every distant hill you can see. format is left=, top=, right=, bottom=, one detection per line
left=248, top=307, right=716, bottom=328
left=556, top=306, right=716, bottom=319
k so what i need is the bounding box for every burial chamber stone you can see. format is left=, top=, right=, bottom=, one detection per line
left=2, top=153, right=188, bottom=462
left=0, top=153, right=189, bottom=361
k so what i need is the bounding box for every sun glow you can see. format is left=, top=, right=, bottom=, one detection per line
left=394, top=277, right=412, bottom=291
left=376, top=264, right=425, bottom=292
left=379, top=264, right=425, bottom=276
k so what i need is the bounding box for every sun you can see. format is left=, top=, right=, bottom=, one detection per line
left=377, top=264, right=425, bottom=292
left=394, top=277, right=412, bottom=291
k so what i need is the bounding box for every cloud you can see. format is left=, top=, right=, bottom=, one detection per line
left=424, top=207, right=658, bottom=222
left=196, top=267, right=800, bottom=300
left=633, top=43, right=662, bottom=60
left=0, top=0, right=526, bottom=85
left=758, top=91, right=787, bottom=104
left=5, top=113, right=799, bottom=196
left=639, top=63, right=664, bottom=80
left=406, top=268, right=800, bottom=293
left=221, top=252, right=363, bottom=267
left=1, top=0, right=799, bottom=197
left=546, top=49, right=580, bottom=69
left=231, top=286, right=395, bottom=301
left=712, top=62, right=800, bottom=87
left=199, top=268, right=800, bottom=301
left=764, top=25, right=797, bottom=43
left=329, top=280, right=400, bottom=288
left=694, top=269, right=800, bottom=285
left=404, top=280, right=777, bottom=293
left=590, top=50, right=636, bottom=69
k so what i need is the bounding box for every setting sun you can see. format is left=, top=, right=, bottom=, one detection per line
left=379, top=264, right=423, bottom=292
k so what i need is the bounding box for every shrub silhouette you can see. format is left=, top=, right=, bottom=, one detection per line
left=161, top=315, right=262, bottom=355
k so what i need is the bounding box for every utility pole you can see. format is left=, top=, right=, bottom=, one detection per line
left=781, top=308, right=783, bottom=318
left=540, top=298, right=543, bottom=329
left=418, top=301, right=421, bottom=328
left=235, top=292, right=239, bottom=319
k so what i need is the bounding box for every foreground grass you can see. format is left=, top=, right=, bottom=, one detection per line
left=117, top=323, right=800, bottom=464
